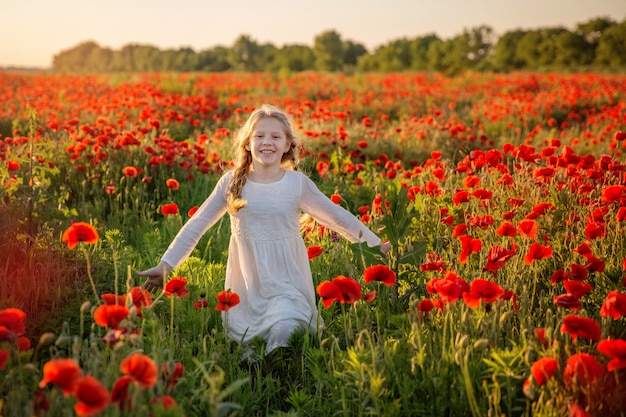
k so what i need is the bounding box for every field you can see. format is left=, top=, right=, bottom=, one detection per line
left=1, top=70, right=626, bottom=416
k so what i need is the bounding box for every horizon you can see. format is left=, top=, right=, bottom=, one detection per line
left=1, top=0, right=624, bottom=68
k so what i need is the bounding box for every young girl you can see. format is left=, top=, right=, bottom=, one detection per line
left=138, top=104, right=391, bottom=355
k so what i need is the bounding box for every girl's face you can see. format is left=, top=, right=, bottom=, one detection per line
left=245, top=117, right=291, bottom=169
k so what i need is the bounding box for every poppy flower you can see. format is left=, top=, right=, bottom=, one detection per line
left=39, top=358, right=83, bottom=396
left=316, top=281, right=342, bottom=308
left=452, top=190, right=470, bottom=206
left=363, top=264, right=397, bottom=286
left=161, top=203, right=179, bottom=215
left=517, top=219, right=538, bottom=239
left=426, top=271, right=470, bottom=303
left=17, top=336, right=31, bottom=351
left=165, top=178, right=180, bottom=191
left=615, top=131, right=626, bottom=141
left=495, top=221, right=517, bottom=237
left=100, top=293, right=126, bottom=306
left=120, top=353, right=158, bottom=389
left=462, top=279, right=504, bottom=308
left=111, top=375, right=133, bottom=411
left=0, top=307, right=26, bottom=336
left=152, top=395, right=178, bottom=411
left=332, top=276, right=363, bottom=304
left=601, top=185, right=625, bottom=204
left=93, top=304, right=129, bottom=329
left=560, top=315, right=601, bottom=342
left=529, top=356, right=558, bottom=386
left=600, top=290, right=626, bottom=320
left=417, top=298, right=435, bottom=313
left=563, top=280, right=592, bottom=298
left=563, top=353, right=605, bottom=387
left=553, top=294, right=582, bottom=311
left=597, top=339, right=626, bottom=371
left=459, top=235, right=482, bottom=264
left=307, top=245, right=324, bottom=260
left=364, top=290, right=376, bottom=303
left=484, top=245, right=517, bottom=272
left=164, top=276, right=190, bottom=298
left=74, top=376, right=110, bottom=417
left=584, top=221, right=606, bottom=240
left=194, top=300, right=209, bottom=309
left=499, top=289, right=518, bottom=312
left=452, top=224, right=468, bottom=237
left=161, top=361, right=184, bottom=387
left=330, top=194, right=342, bottom=204
left=215, top=290, right=240, bottom=311
left=123, top=166, right=138, bottom=177
left=188, top=206, right=198, bottom=217
left=61, top=222, right=99, bottom=250
left=0, top=349, right=9, bottom=371
left=7, top=160, right=20, bottom=172
left=462, top=175, right=480, bottom=188
left=128, top=286, right=152, bottom=315
left=523, top=243, right=552, bottom=265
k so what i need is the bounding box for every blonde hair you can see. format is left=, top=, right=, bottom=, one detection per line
left=227, top=104, right=299, bottom=213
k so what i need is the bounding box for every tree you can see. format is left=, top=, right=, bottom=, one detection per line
left=313, top=30, right=344, bottom=71
left=409, top=34, right=441, bottom=70
left=343, top=40, right=367, bottom=67
left=554, top=31, right=592, bottom=66
left=491, top=30, right=527, bottom=71
left=229, top=35, right=261, bottom=71
left=52, top=41, right=101, bottom=72
left=273, top=45, right=315, bottom=72
left=595, top=20, right=626, bottom=66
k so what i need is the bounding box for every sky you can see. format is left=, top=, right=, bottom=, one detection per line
left=1, top=0, right=624, bottom=68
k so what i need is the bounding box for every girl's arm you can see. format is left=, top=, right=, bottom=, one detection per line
left=299, top=174, right=382, bottom=248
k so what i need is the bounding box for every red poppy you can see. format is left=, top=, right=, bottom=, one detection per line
left=468, top=215, right=493, bottom=230
left=585, top=255, right=605, bottom=273
left=452, top=224, right=468, bottom=237
left=484, top=245, right=517, bottom=272
left=100, top=293, right=126, bottom=306
left=316, top=281, right=342, bottom=308
left=215, top=290, right=240, bottom=311
left=307, top=245, right=324, bottom=260
left=599, top=290, right=626, bottom=320
left=495, top=221, right=517, bottom=237
left=563, top=280, right=592, bottom=298
left=523, top=243, right=552, bottom=265
left=332, top=276, right=362, bottom=304
left=426, top=271, right=470, bottom=303
left=111, top=375, right=133, bottom=411
left=161, top=361, right=184, bottom=387
left=563, top=353, right=605, bottom=387
left=459, top=235, right=482, bottom=264
left=517, top=219, right=538, bottom=240
left=553, top=294, right=582, bottom=311
left=93, top=304, right=129, bottom=329
left=188, top=205, right=198, bottom=217
left=364, top=290, right=376, bottom=303
left=161, top=203, right=179, bottom=215
left=452, top=190, right=470, bottom=206
left=74, top=376, right=110, bottom=417
left=357, top=140, right=368, bottom=149
left=152, top=395, right=178, bottom=411
left=39, top=358, right=83, bottom=396
left=123, top=166, right=138, bottom=177
left=498, top=289, right=518, bottom=312
left=17, top=336, right=31, bottom=351
left=560, top=315, right=601, bottom=342
left=164, top=276, right=190, bottom=298
left=128, top=286, right=152, bottom=314
left=363, top=264, right=397, bottom=286
left=432, top=168, right=445, bottom=182
left=0, top=349, right=9, bottom=371
left=462, top=175, right=480, bottom=188
left=330, top=194, right=342, bottom=204
left=7, top=160, right=20, bottom=172
left=194, top=300, right=209, bottom=309
left=165, top=178, right=180, bottom=191
left=120, top=353, right=158, bottom=389
left=597, top=339, right=626, bottom=371
left=530, top=356, right=558, bottom=386
left=0, top=307, right=26, bottom=336
left=584, top=221, right=606, bottom=240
left=417, top=298, right=435, bottom=313
left=534, top=328, right=549, bottom=348
left=61, top=222, right=99, bottom=250
left=601, top=185, right=625, bottom=204
left=462, top=279, right=504, bottom=308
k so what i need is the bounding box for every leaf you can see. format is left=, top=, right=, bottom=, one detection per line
left=349, top=241, right=386, bottom=267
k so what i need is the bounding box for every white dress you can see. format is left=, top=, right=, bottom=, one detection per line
left=160, top=170, right=381, bottom=352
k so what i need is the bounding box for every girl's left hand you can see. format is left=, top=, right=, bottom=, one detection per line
left=380, top=241, right=392, bottom=255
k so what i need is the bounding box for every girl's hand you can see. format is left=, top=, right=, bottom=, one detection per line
left=137, top=261, right=173, bottom=292
left=380, top=241, right=392, bottom=255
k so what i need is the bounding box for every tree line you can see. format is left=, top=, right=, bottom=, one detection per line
left=52, top=17, right=626, bottom=74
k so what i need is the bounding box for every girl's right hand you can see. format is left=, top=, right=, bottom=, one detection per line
left=137, top=261, right=173, bottom=292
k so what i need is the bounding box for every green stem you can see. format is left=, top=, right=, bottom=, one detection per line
left=81, top=245, right=100, bottom=304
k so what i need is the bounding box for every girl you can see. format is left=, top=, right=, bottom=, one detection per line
left=138, top=104, right=391, bottom=355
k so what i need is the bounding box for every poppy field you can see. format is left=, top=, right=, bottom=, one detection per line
left=1, top=71, right=626, bottom=416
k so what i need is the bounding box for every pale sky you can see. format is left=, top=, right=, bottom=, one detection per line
left=1, top=0, right=624, bottom=68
